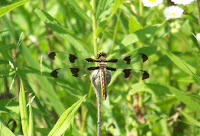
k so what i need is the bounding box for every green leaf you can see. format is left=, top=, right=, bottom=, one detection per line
left=129, top=83, right=200, bottom=113
left=129, top=83, right=172, bottom=101
left=0, top=99, right=19, bottom=114
left=19, top=42, right=65, bottom=116
left=121, top=25, right=159, bottom=46
left=0, top=121, right=15, bottom=136
left=96, top=0, right=114, bottom=23
left=168, top=86, right=200, bottom=113
left=0, top=0, right=29, bottom=18
left=82, top=0, right=93, bottom=12
left=160, top=47, right=200, bottom=82
left=95, top=0, right=122, bottom=36
left=48, top=95, right=87, bottom=136
left=0, top=44, right=16, bottom=53
left=28, top=99, right=33, bottom=136
left=19, top=79, right=29, bottom=136
left=65, top=0, right=92, bottom=26
left=129, top=17, right=142, bottom=33
left=34, top=8, right=91, bottom=55
left=180, top=110, right=200, bottom=127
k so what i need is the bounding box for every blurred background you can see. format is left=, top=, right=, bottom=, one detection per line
left=0, top=0, right=200, bottom=135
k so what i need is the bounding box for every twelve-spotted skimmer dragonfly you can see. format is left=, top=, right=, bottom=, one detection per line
left=48, top=52, right=149, bottom=100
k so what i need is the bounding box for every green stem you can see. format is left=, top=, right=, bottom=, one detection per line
left=168, top=33, right=173, bottom=86
left=139, top=0, right=143, bottom=23
left=110, top=0, right=123, bottom=53
left=139, top=0, right=144, bottom=108
left=92, top=0, right=97, bottom=56
left=197, top=0, right=200, bottom=29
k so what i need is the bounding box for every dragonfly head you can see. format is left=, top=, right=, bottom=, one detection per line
left=97, top=52, right=106, bottom=59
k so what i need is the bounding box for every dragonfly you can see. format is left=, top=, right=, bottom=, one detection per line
left=48, top=51, right=149, bottom=100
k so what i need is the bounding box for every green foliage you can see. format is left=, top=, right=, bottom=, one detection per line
left=0, top=0, right=200, bottom=136
left=48, top=95, right=86, bottom=136
left=19, top=79, right=29, bottom=136
left=0, top=0, right=28, bottom=18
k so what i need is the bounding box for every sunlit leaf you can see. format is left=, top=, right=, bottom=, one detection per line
left=19, top=79, right=29, bottom=136
left=121, top=25, right=159, bottom=46
left=28, top=99, right=33, bottom=136
left=0, top=0, right=29, bottom=18
left=48, top=95, right=87, bottom=136
left=65, top=0, right=92, bottom=26
left=0, top=121, right=15, bottom=136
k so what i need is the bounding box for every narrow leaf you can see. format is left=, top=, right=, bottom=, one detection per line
left=0, top=0, right=29, bottom=18
left=168, top=86, right=200, bottom=113
left=160, top=47, right=197, bottom=76
left=19, top=42, right=65, bottom=116
left=0, top=44, right=16, bottom=52
left=95, top=0, right=122, bottom=36
left=28, top=99, right=34, bottom=136
left=66, top=0, right=92, bottom=25
left=19, top=79, right=29, bottom=136
left=34, top=8, right=91, bottom=55
left=48, top=95, right=87, bottom=136
left=0, top=121, right=15, bottom=136
left=180, top=110, right=200, bottom=127
left=129, top=83, right=200, bottom=113
left=96, top=0, right=113, bottom=22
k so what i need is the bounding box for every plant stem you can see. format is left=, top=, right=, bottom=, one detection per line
left=110, top=0, right=124, bottom=53
left=139, top=0, right=143, bottom=24
left=92, top=0, right=97, bottom=56
left=97, top=89, right=101, bottom=136
left=139, top=0, right=144, bottom=110
left=92, top=1, right=100, bottom=135
left=168, top=28, right=173, bottom=85
left=197, top=0, right=200, bottom=29
left=90, top=71, right=101, bottom=136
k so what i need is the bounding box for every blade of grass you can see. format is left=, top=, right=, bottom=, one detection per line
left=19, top=79, right=29, bottom=136
left=19, top=42, right=65, bottom=116
left=0, top=44, right=16, bottom=53
left=0, top=0, right=29, bottom=18
left=160, top=47, right=197, bottom=77
left=48, top=95, right=87, bottom=136
left=34, top=8, right=91, bottom=55
left=0, top=121, right=15, bottom=136
left=28, top=99, right=33, bottom=136
left=129, top=83, right=200, bottom=113
left=180, top=110, right=200, bottom=127
left=65, top=0, right=92, bottom=26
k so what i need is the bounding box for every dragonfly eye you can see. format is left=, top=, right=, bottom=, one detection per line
left=97, top=52, right=106, bottom=59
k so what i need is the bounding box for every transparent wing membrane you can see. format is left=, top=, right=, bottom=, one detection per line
left=48, top=51, right=149, bottom=81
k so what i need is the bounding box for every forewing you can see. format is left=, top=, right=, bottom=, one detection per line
left=48, top=51, right=98, bottom=84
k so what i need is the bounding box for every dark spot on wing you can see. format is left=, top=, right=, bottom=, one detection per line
left=123, top=69, right=132, bottom=78
left=48, top=52, right=56, bottom=60
left=87, top=67, right=99, bottom=70
left=141, top=70, right=149, bottom=80
left=69, top=54, right=77, bottom=63
left=139, top=53, right=148, bottom=62
left=107, top=67, right=116, bottom=71
left=70, top=68, right=80, bottom=77
left=123, top=56, right=131, bottom=64
left=106, top=59, right=118, bottom=63
left=86, top=58, right=96, bottom=62
left=50, top=68, right=60, bottom=78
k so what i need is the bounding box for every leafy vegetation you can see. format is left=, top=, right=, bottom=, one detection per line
left=0, top=0, right=200, bottom=136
